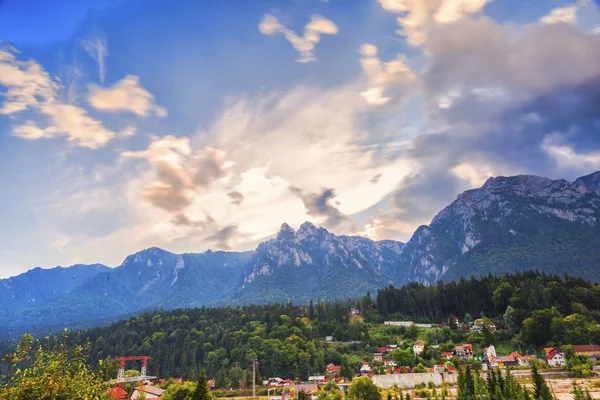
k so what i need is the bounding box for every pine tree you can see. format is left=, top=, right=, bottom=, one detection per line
left=192, top=368, right=212, bottom=400
left=215, top=366, right=228, bottom=389
left=531, top=364, right=553, bottom=400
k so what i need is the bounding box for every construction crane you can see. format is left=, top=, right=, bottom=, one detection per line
left=111, top=356, right=156, bottom=386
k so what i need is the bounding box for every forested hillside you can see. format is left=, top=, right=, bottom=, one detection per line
left=56, top=271, right=600, bottom=381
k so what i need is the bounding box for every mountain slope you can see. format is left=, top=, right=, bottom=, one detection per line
left=0, top=264, right=109, bottom=312
left=401, top=174, right=600, bottom=284
left=237, top=222, right=405, bottom=303
left=574, top=171, right=600, bottom=193
left=2, top=224, right=404, bottom=330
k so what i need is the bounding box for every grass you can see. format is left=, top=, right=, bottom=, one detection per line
left=494, top=341, right=519, bottom=355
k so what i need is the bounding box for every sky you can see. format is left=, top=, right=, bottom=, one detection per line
left=1, top=0, right=600, bottom=278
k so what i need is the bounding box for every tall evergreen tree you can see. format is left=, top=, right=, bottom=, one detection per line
left=192, top=368, right=211, bottom=400
left=531, top=364, right=553, bottom=400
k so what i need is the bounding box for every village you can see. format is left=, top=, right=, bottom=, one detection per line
left=107, top=312, right=600, bottom=399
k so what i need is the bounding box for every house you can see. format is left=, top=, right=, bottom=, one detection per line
left=545, top=349, right=566, bottom=367
left=268, top=377, right=285, bottom=387
left=350, top=308, right=361, bottom=316
left=494, top=356, right=518, bottom=367
left=386, top=344, right=399, bottom=351
left=373, top=352, right=383, bottom=362
left=326, top=336, right=334, bottom=342
left=308, top=376, right=326, bottom=384
left=519, top=355, right=536, bottom=367
left=326, top=364, right=341, bottom=376
left=384, top=359, right=397, bottom=367
left=455, top=344, right=473, bottom=360
left=131, top=385, right=166, bottom=399
left=472, top=319, right=496, bottom=333
left=377, top=346, right=388, bottom=353
left=107, top=387, right=128, bottom=400
left=573, top=344, right=600, bottom=359
left=360, top=364, right=372, bottom=375
left=483, top=345, right=497, bottom=359
left=440, top=351, right=454, bottom=360
left=413, top=341, right=425, bottom=356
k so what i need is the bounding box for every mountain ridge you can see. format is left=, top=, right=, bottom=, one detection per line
left=3, top=170, right=600, bottom=332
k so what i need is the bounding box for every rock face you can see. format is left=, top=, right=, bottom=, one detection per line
left=574, top=171, right=600, bottom=193
left=400, top=174, right=600, bottom=284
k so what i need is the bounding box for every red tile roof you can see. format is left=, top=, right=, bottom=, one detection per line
left=108, top=387, right=129, bottom=399
left=573, top=344, right=600, bottom=353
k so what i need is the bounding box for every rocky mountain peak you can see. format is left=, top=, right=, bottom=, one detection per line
left=277, top=223, right=296, bottom=240
left=296, top=221, right=323, bottom=240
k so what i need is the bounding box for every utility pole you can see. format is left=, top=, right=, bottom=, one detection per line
left=252, top=359, right=258, bottom=399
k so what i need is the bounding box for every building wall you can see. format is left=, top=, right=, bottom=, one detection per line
left=372, top=372, right=457, bottom=389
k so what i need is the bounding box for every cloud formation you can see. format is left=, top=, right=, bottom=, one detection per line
left=378, top=0, right=491, bottom=46
left=121, top=135, right=233, bottom=212
left=259, top=14, right=338, bottom=62
left=359, top=44, right=415, bottom=105
left=0, top=44, right=117, bottom=148
left=290, top=187, right=347, bottom=228
left=83, top=35, right=108, bottom=84
left=88, top=75, right=167, bottom=117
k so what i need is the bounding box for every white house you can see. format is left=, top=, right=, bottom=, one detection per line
left=483, top=345, right=497, bottom=359
left=546, top=350, right=566, bottom=367
left=413, top=341, right=425, bottom=356
left=360, top=364, right=372, bottom=375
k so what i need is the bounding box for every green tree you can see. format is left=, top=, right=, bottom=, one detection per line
left=0, top=333, right=109, bottom=400
left=347, top=376, right=381, bottom=400
left=531, top=364, right=553, bottom=400
left=192, top=368, right=212, bottom=400
left=340, top=356, right=354, bottom=381
left=299, top=390, right=307, bottom=400
left=215, top=366, right=228, bottom=389
left=163, top=382, right=196, bottom=400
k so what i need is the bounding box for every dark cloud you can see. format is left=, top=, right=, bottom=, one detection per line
left=227, top=191, right=244, bottom=206
left=391, top=18, right=600, bottom=227
left=204, top=225, right=238, bottom=250
left=172, top=213, right=215, bottom=227
left=291, top=187, right=347, bottom=227
left=139, top=147, right=232, bottom=214
left=193, top=148, right=230, bottom=187
left=143, top=162, right=191, bottom=212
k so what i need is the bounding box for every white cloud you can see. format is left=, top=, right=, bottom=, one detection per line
left=87, top=75, right=167, bottom=117
left=359, top=44, right=415, bottom=105
left=112, top=84, right=416, bottom=251
left=540, top=5, right=578, bottom=24
left=82, top=35, right=108, bottom=84
left=0, top=44, right=117, bottom=148
left=451, top=162, right=495, bottom=187
left=378, top=0, right=491, bottom=46
left=259, top=14, right=338, bottom=62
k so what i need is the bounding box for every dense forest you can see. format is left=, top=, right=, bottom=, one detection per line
left=2, top=270, right=600, bottom=383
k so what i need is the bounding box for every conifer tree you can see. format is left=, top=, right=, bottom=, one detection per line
left=192, top=368, right=212, bottom=400
left=531, top=364, right=553, bottom=400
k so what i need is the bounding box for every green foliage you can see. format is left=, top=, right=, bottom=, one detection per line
left=163, top=382, right=196, bottom=400
left=0, top=332, right=108, bottom=400
left=531, top=364, right=553, bottom=400
left=192, top=368, right=212, bottom=400
left=347, top=376, right=381, bottom=400
left=566, top=355, right=593, bottom=378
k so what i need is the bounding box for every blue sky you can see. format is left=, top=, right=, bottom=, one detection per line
left=1, top=0, right=600, bottom=278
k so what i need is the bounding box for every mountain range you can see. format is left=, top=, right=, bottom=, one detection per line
left=3, top=170, right=600, bottom=332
